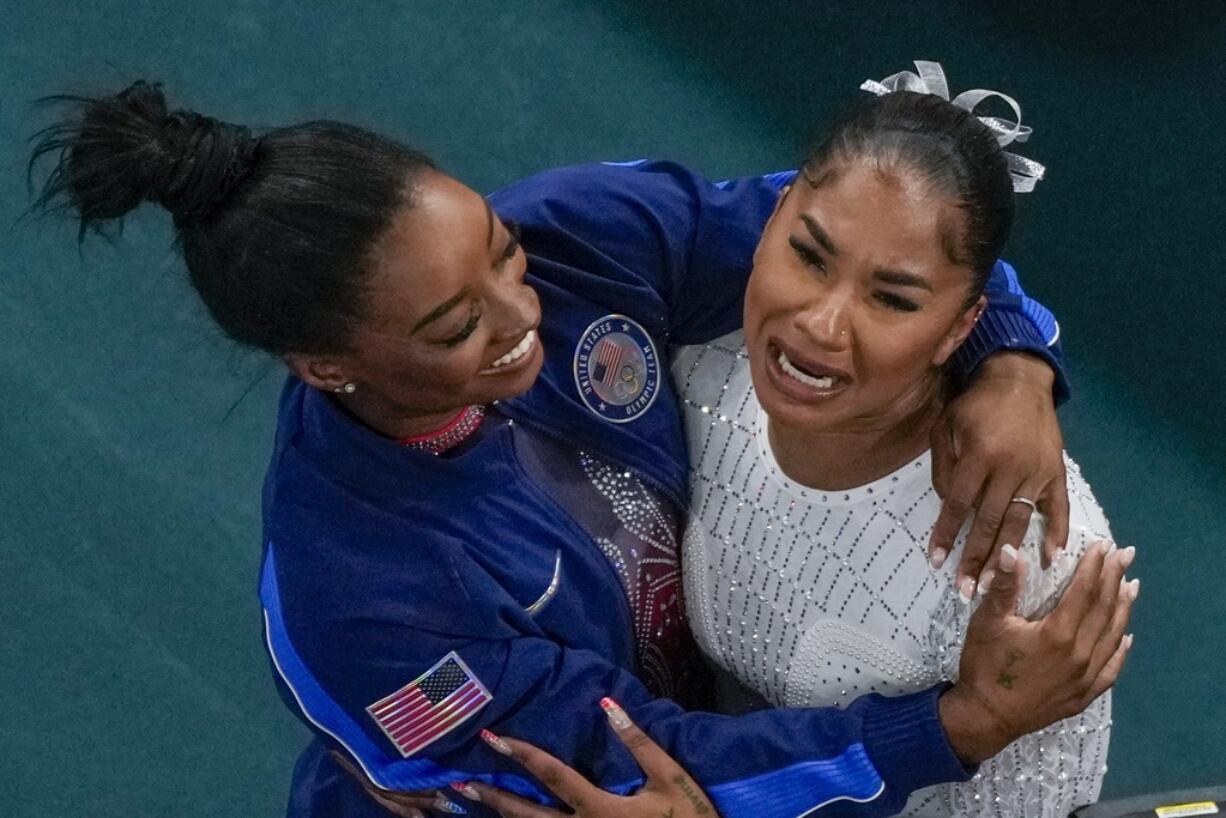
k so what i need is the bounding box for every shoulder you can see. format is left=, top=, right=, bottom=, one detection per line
left=488, top=159, right=706, bottom=226
left=670, top=330, right=750, bottom=406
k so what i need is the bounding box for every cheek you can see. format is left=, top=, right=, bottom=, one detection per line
left=363, top=336, right=485, bottom=399
left=855, top=318, right=948, bottom=387
left=746, top=258, right=805, bottom=326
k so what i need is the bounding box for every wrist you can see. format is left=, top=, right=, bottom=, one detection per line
left=976, top=351, right=1055, bottom=392
left=937, top=685, right=1012, bottom=765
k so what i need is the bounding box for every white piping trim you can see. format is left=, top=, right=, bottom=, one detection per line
left=794, top=778, right=887, bottom=818
left=525, top=551, right=562, bottom=616
left=262, top=610, right=385, bottom=788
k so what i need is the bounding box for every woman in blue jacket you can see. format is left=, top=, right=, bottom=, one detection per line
left=33, top=81, right=1125, bottom=818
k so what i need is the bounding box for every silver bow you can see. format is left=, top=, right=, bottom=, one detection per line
left=860, top=60, right=1045, bottom=193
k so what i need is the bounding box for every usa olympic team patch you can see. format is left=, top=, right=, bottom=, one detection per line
left=574, top=315, right=660, bottom=423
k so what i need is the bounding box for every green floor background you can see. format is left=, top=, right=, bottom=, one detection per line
left=2, top=1, right=1223, bottom=814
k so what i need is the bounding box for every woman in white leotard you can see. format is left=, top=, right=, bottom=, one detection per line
left=675, top=66, right=1131, bottom=818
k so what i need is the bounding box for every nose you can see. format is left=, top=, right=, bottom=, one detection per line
left=793, top=290, right=852, bottom=350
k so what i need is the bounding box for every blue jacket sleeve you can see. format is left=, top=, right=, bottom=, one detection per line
left=263, top=546, right=970, bottom=818
left=489, top=160, right=787, bottom=346
left=948, top=259, right=1070, bottom=405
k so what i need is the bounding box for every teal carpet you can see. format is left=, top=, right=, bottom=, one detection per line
left=2, top=2, right=1223, bottom=815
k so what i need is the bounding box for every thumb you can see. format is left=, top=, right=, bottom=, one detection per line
left=975, top=544, right=1025, bottom=620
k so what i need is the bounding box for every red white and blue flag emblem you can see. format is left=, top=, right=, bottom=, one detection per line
left=366, top=652, right=492, bottom=758
left=593, top=338, right=626, bottom=385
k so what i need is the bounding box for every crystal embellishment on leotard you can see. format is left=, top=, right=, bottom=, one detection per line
left=671, top=330, right=1114, bottom=818
left=580, top=451, right=690, bottom=699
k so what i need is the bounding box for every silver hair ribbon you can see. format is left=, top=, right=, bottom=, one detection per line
left=860, top=60, right=1045, bottom=193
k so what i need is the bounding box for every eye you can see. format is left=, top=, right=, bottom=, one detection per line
left=875, top=292, right=920, bottom=312
left=499, top=220, right=522, bottom=263
left=444, top=309, right=482, bottom=347
left=788, top=236, right=826, bottom=272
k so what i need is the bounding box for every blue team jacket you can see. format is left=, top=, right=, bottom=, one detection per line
left=260, top=161, right=1065, bottom=818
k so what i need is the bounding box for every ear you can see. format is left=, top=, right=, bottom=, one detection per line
left=932, top=295, right=987, bottom=368
left=284, top=353, right=354, bottom=393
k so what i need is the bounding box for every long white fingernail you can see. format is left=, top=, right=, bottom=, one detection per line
left=978, top=569, right=996, bottom=595
left=1000, top=544, right=1018, bottom=573
left=958, top=576, right=977, bottom=604
left=1127, top=578, right=1140, bottom=600
left=600, top=697, right=633, bottom=730
left=930, top=548, right=948, bottom=570
left=1119, top=546, right=1136, bottom=569
left=1124, top=633, right=1135, bottom=650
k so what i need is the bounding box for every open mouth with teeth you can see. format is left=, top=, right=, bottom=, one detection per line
left=482, top=328, right=538, bottom=374
left=778, top=350, right=839, bottom=390
left=766, top=342, right=850, bottom=401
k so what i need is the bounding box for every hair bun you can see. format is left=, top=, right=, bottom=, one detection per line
left=31, top=80, right=259, bottom=228
left=152, top=107, right=258, bottom=223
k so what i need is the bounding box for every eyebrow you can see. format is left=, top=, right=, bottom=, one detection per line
left=798, top=214, right=840, bottom=256
left=411, top=288, right=469, bottom=335
left=874, top=268, right=934, bottom=292
left=483, top=198, right=496, bottom=249
left=797, top=214, right=934, bottom=293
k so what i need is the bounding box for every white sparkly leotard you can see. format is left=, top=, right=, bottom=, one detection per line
left=673, top=332, right=1112, bottom=818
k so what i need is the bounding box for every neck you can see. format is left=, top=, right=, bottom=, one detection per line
left=767, top=376, right=944, bottom=492
left=334, top=391, right=473, bottom=441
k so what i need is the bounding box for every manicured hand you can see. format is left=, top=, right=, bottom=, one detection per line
left=930, top=352, right=1069, bottom=593
left=939, top=540, right=1138, bottom=764
left=451, top=699, right=718, bottom=817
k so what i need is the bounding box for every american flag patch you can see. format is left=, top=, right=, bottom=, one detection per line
left=594, top=338, right=625, bottom=385
left=366, top=652, right=492, bottom=758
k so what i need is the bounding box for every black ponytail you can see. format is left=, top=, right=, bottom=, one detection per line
left=804, top=90, right=1016, bottom=298
left=30, top=81, right=435, bottom=355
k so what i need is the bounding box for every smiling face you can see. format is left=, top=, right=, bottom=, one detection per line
left=744, top=159, right=986, bottom=435
left=291, top=171, right=543, bottom=424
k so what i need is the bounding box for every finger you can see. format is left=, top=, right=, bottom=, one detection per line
left=328, top=750, right=436, bottom=814
left=929, top=458, right=989, bottom=573
left=370, top=793, right=425, bottom=818
left=985, top=481, right=1043, bottom=583
left=957, top=473, right=1026, bottom=594
left=492, top=735, right=612, bottom=811
left=1086, top=632, right=1135, bottom=702
left=1076, top=546, right=1135, bottom=649
left=1039, top=472, right=1071, bottom=568
left=1087, top=574, right=1139, bottom=676
left=600, top=697, right=687, bottom=783
left=930, top=417, right=956, bottom=500
left=463, top=782, right=569, bottom=818
left=1048, top=540, right=1110, bottom=634
left=973, top=543, right=1026, bottom=621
